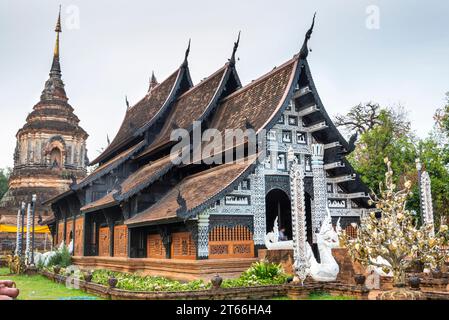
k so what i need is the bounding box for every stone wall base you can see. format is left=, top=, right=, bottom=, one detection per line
left=72, top=256, right=258, bottom=282
left=258, top=249, right=294, bottom=274
left=0, top=232, right=52, bottom=255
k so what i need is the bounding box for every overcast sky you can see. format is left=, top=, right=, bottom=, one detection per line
left=1, top=0, right=448, bottom=168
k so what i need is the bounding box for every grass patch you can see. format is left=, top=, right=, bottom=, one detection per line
left=0, top=268, right=101, bottom=300
left=307, top=290, right=355, bottom=300
left=0, top=267, right=10, bottom=276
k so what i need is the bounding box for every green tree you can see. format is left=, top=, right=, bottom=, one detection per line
left=338, top=99, right=449, bottom=227
left=407, top=134, right=449, bottom=228
left=346, top=107, right=417, bottom=195
left=0, top=168, right=11, bottom=199
left=434, top=92, right=449, bottom=137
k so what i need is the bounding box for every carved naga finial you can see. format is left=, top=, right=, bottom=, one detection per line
left=176, top=189, right=187, bottom=216
left=125, top=95, right=130, bottom=109
left=182, top=39, right=191, bottom=67
left=299, top=12, right=316, bottom=59
left=229, top=31, right=241, bottom=66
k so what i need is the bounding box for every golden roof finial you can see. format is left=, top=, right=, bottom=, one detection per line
left=54, top=5, right=62, bottom=57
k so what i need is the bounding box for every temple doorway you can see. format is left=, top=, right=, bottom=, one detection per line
left=265, top=189, right=292, bottom=240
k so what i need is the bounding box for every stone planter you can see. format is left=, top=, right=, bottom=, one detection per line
left=84, top=272, right=93, bottom=283
left=431, top=268, right=443, bottom=279
left=409, top=275, right=420, bottom=290
left=210, top=274, right=223, bottom=290
left=108, top=276, right=118, bottom=288
left=354, top=274, right=366, bottom=286
left=53, top=266, right=61, bottom=275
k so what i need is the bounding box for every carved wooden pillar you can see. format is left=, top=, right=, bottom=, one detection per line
left=157, top=226, right=171, bottom=259
left=62, top=205, right=67, bottom=244
left=82, top=213, right=88, bottom=256
left=311, top=144, right=327, bottom=244
left=252, top=164, right=266, bottom=250
left=102, top=210, right=114, bottom=257
left=197, top=211, right=210, bottom=259
left=67, top=199, right=76, bottom=249
left=288, top=147, right=309, bottom=283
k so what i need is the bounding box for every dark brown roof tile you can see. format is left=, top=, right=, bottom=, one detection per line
left=125, top=154, right=257, bottom=226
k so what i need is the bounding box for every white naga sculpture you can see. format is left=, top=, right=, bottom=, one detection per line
left=264, top=209, right=340, bottom=282
left=304, top=210, right=340, bottom=282
left=34, top=240, right=74, bottom=267
left=264, top=217, right=293, bottom=250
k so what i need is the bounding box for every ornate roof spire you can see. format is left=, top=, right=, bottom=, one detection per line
left=51, top=5, right=62, bottom=75
left=182, top=39, right=191, bottom=67
left=148, top=71, right=158, bottom=92
left=299, top=12, right=316, bottom=59
left=41, top=6, right=67, bottom=102
left=125, top=95, right=130, bottom=109
left=229, top=31, right=241, bottom=66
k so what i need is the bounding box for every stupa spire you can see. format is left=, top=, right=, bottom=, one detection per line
left=41, top=6, right=67, bottom=102
left=50, top=5, right=62, bottom=75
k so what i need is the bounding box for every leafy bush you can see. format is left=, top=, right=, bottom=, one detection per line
left=91, top=270, right=209, bottom=292
left=89, top=261, right=288, bottom=292
left=47, top=245, right=72, bottom=268
left=222, top=261, right=288, bottom=288
left=244, top=261, right=284, bottom=279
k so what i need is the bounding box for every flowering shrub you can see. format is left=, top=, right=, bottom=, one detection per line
left=341, top=158, right=449, bottom=286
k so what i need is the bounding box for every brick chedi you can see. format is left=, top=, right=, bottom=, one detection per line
left=0, top=9, right=88, bottom=253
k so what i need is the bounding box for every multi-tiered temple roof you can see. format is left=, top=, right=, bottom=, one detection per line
left=46, top=19, right=371, bottom=232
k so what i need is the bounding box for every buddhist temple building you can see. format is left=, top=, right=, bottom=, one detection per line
left=45, top=17, right=372, bottom=280
left=0, top=10, right=88, bottom=253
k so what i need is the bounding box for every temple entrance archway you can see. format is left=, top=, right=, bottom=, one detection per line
left=265, top=189, right=292, bottom=240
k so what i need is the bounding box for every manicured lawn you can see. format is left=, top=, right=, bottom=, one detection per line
left=0, top=267, right=101, bottom=300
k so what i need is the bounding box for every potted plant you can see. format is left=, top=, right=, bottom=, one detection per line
left=409, top=275, right=420, bottom=290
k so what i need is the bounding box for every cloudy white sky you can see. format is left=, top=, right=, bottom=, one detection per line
left=0, top=0, right=448, bottom=168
